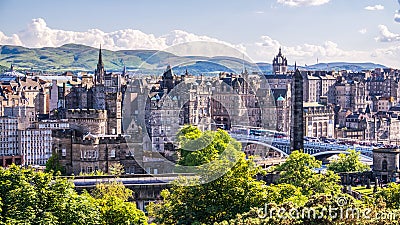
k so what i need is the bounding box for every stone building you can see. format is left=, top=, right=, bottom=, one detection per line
left=303, top=72, right=320, bottom=103
left=52, top=130, right=144, bottom=175
left=0, top=67, right=49, bottom=118
left=143, top=67, right=275, bottom=156
left=303, top=102, right=334, bottom=138
left=52, top=47, right=143, bottom=174
left=63, top=46, right=124, bottom=135
left=373, top=148, right=400, bottom=183
left=367, top=74, right=400, bottom=102
left=335, top=78, right=367, bottom=112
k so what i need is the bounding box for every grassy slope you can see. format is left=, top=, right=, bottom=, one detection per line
left=0, top=44, right=388, bottom=73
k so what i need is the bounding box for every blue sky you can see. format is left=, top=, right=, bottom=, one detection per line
left=1, top=0, right=400, bottom=68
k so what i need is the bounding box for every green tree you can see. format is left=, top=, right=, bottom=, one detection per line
left=0, top=165, right=148, bottom=225
left=147, top=126, right=267, bottom=224
left=264, top=183, right=307, bottom=206
left=92, top=180, right=133, bottom=201
left=375, top=182, right=400, bottom=209
left=91, top=181, right=148, bottom=225
left=0, top=164, right=75, bottom=224
left=327, top=149, right=370, bottom=173
left=109, top=163, right=125, bottom=176
left=177, top=125, right=240, bottom=166
left=274, top=150, right=341, bottom=196
left=148, top=156, right=268, bottom=224
left=45, top=152, right=65, bottom=175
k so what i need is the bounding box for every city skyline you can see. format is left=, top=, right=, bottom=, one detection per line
left=0, top=0, right=400, bottom=68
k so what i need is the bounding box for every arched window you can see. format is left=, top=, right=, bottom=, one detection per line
left=382, top=160, right=388, bottom=171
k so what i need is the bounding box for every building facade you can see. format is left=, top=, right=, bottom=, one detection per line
left=0, top=116, right=22, bottom=166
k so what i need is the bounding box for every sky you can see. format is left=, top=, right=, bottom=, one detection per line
left=0, top=0, right=400, bottom=68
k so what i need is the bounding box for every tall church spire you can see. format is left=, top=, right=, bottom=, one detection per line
left=98, top=44, right=103, bottom=66
left=95, top=45, right=105, bottom=85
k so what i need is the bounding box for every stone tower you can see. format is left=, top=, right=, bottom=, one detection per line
left=272, top=47, right=288, bottom=74
left=161, top=65, right=174, bottom=93
left=290, top=67, right=304, bottom=152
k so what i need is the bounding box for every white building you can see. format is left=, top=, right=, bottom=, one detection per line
left=0, top=116, right=19, bottom=156
left=18, top=120, right=69, bottom=166
left=19, top=128, right=52, bottom=166
left=0, top=116, right=21, bottom=166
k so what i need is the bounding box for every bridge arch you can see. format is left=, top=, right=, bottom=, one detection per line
left=311, top=150, right=373, bottom=161
left=236, top=140, right=289, bottom=157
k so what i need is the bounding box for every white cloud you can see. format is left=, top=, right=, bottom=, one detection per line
left=359, top=28, right=367, bottom=34
left=276, top=0, right=329, bottom=7
left=254, top=11, right=265, bottom=14
left=249, top=35, right=400, bottom=68
left=1, top=18, right=400, bottom=69
left=254, top=35, right=348, bottom=60
left=364, top=4, right=384, bottom=11
left=375, top=25, right=400, bottom=42
left=256, top=36, right=281, bottom=48
left=0, top=18, right=245, bottom=55
left=0, top=31, right=22, bottom=46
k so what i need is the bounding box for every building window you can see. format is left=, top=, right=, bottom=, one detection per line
left=110, top=149, right=116, bottom=158
left=87, top=166, right=93, bottom=173
left=382, top=160, right=388, bottom=171
left=61, top=148, right=66, bottom=157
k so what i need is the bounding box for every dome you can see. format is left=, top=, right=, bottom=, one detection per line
left=277, top=95, right=285, bottom=101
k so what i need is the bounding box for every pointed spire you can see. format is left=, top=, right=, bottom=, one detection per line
left=294, top=61, right=297, bottom=71
left=10, top=64, right=14, bottom=72
left=98, top=44, right=103, bottom=66
left=279, top=47, right=282, bottom=55
left=95, top=44, right=105, bottom=85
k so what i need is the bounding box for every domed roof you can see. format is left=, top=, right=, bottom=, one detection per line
left=277, top=95, right=285, bottom=101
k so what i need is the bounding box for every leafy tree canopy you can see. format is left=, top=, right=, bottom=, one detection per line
left=148, top=126, right=267, bottom=224
left=327, top=149, right=370, bottom=173
left=273, top=150, right=341, bottom=196
left=0, top=165, right=148, bottom=225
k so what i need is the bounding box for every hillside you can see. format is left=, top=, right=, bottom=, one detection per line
left=0, top=44, right=388, bottom=74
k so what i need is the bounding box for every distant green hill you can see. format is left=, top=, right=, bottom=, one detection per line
left=0, top=44, right=257, bottom=74
left=0, top=44, right=388, bottom=74
left=0, top=44, right=157, bottom=72
left=303, top=62, right=387, bottom=71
